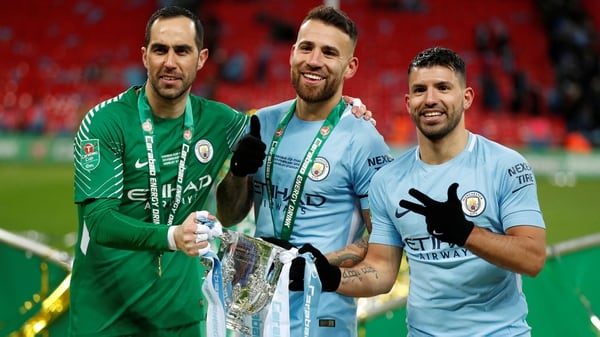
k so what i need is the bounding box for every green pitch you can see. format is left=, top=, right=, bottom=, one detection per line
left=0, top=163, right=598, bottom=251
left=0, top=163, right=76, bottom=250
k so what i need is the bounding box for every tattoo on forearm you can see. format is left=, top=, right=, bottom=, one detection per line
left=360, top=266, right=377, bottom=276
left=355, top=237, right=368, bottom=249
left=342, top=266, right=378, bottom=282
left=342, top=269, right=361, bottom=280
left=328, top=237, right=370, bottom=268
left=330, top=253, right=362, bottom=267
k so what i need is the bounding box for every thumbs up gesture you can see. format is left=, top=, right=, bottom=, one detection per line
left=230, top=115, right=267, bottom=177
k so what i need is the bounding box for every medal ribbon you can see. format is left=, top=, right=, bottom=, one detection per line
left=137, top=86, right=194, bottom=226
left=263, top=248, right=298, bottom=337
left=137, top=86, right=194, bottom=276
left=264, top=99, right=345, bottom=240
left=197, top=213, right=226, bottom=337
left=202, top=251, right=226, bottom=337
left=302, top=252, right=322, bottom=337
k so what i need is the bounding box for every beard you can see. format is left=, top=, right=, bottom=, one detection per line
left=291, top=70, right=340, bottom=103
left=413, top=110, right=462, bottom=141
left=148, top=74, right=194, bottom=101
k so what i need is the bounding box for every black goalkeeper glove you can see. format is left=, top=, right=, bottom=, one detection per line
left=289, top=243, right=341, bottom=292
left=230, top=115, right=266, bottom=177
left=399, top=183, right=474, bottom=246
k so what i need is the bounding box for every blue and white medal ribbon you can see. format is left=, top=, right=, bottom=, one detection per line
left=263, top=248, right=298, bottom=337
left=302, top=252, right=322, bottom=337
left=197, top=211, right=226, bottom=337
left=202, top=251, right=226, bottom=337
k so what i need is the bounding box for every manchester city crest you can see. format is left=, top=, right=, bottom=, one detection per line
left=461, top=191, right=486, bottom=217
left=309, top=157, right=330, bottom=181
left=195, top=139, right=213, bottom=163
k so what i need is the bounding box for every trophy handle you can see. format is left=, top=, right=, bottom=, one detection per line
left=9, top=274, right=71, bottom=337
left=0, top=229, right=73, bottom=337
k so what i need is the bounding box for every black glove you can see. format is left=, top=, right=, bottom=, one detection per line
left=399, top=183, right=474, bottom=246
left=289, top=244, right=341, bottom=292
left=230, top=115, right=266, bottom=177
left=261, top=237, right=296, bottom=250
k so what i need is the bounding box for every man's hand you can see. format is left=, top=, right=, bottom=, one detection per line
left=230, top=115, right=266, bottom=177
left=289, top=244, right=341, bottom=292
left=343, top=95, right=376, bottom=126
left=399, top=183, right=474, bottom=246
left=171, top=211, right=222, bottom=256
left=172, top=212, right=210, bottom=256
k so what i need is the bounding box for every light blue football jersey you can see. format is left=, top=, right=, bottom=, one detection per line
left=251, top=99, right=392, bottom=337
left=369, top=132, right=546, bottom=337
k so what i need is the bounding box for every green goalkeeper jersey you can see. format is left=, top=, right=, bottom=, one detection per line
left=70, top=86, right=249, bottom=336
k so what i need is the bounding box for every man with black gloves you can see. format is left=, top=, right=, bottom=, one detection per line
left=294, top=47, right=547, bottom=337
left=216, top=6, right=392, bottom=337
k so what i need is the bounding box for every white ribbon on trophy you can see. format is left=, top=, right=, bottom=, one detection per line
left=260, top=249, right=324, bottom=337
left=196, top=211, right=226, bottom=337
left=262, top=247, right=298, bottom=337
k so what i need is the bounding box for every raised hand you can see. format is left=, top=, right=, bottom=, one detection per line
left=289, top=243, right=341, bottom=292
left=399, top=183, right=474, bottom=246
left=230, top=115, right=266, bottom=177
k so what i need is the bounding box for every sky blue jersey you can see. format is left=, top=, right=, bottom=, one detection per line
left=250, top=99, right=392, bottom=337
left=369, top=132, right=546, bottom=337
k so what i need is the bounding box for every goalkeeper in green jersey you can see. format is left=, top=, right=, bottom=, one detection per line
left=69, top=6, right=252, bottom=337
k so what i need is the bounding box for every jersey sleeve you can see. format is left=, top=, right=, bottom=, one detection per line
left=215, top=101, right=251, bottom=151
left=73, top=92, right=170, bottom=251
left=496, top=150, right=546, bottom=230
left=74, top=97, right=127, bottom=203
left=81, top=198, right=170, bottom=251
left=348, top=118, right=393, bottom=210
left=368, top=170, right=403, bottom=247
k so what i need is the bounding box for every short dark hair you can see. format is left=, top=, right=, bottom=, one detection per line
left=144, top=6, right=204, bottom=50
left=408, top=47, right=466, bottom=83
left=302, top=6, right=358, bottom=47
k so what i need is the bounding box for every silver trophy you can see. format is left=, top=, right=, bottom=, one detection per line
left=216, top=230, right=288, bottom=334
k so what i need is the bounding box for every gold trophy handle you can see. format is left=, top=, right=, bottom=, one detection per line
left=9, top=273, right=71, bottom=337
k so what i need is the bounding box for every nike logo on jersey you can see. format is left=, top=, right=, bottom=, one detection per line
left=135, top=159, right=149, bottom=169
left=395, top=209, right=409, bottom=218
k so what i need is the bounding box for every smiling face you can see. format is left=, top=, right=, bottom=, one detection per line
left=289, top=19, right=358, bottom=104
left=405, top=65, right=474, bottom=141
left=142, top=16, right=208, bottom=102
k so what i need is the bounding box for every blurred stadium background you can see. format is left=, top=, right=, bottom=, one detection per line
left=1, top=0, right=599, bottom=336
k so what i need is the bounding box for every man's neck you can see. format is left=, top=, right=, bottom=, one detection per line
left=144, top=85, right=187, bottom=119
left=418, top=129, right=469, bottom=165
left=294, top=96, right=342, bottom=121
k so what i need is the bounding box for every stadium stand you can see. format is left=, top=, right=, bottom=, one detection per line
left=2, top=0, right=599, bottom=147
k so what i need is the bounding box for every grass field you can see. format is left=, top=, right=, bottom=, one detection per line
left=0, top=162, right=598, bottom=251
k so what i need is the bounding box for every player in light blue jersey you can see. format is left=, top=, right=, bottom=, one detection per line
left=300, top=47, right=547, bottom=336
left=216, top=6, right=392, bottom=337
